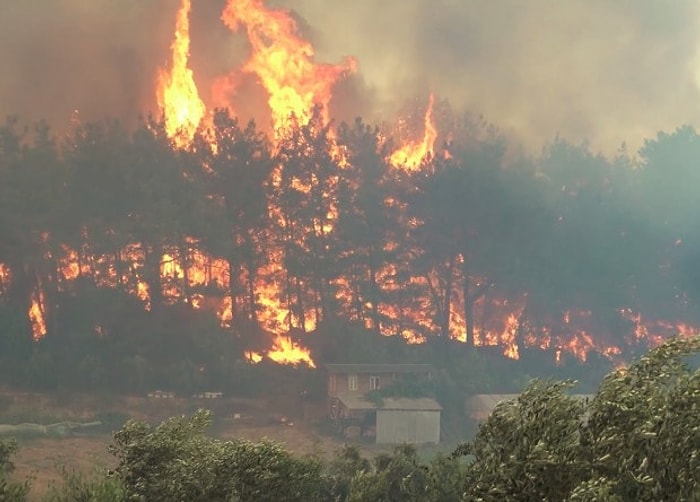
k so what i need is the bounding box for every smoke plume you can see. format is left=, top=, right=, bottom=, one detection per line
left=2, top=0, right=700, bottom=152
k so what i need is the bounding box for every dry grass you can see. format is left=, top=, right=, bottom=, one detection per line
left=2, top=391, right=382, bottom=500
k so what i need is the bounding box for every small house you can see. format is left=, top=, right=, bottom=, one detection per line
left=324, top=363, right=440, bottom=444
left=465, top=394, right=520, bottom=422
left=466, top=393, right=595, bottom=424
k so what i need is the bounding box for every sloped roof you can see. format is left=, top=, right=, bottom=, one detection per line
left=466, top=393, right=595, bottom=419
left=336, top=392, right=377, bottom=411
left=466, top=394, right=520, bottom=411
left=380, top=397, right=442, bottom=411
left=336, top=392, right=441, bottom=412
left=324, top=363, right=433, bottom=374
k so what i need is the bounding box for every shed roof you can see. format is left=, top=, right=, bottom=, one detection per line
left=324, top=363, right=433, bottom=374
left=380, top=397, right=442, bottom=411
left=336, top=392, right=442, bottom=412
left=336, top=392, right=377, bottom=411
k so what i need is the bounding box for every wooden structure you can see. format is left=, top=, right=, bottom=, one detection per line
left=324, top=363, right=440, bottom=444
left=325, top=363, right=433, bottom=398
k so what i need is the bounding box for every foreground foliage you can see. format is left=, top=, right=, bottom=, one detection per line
left=109, top=409, right=323, bottom=502
left=2, top=335, right=698, bottom=501
left=454, top=334, right=700, bottom=501
left=0, top=438, right=30, bottom=501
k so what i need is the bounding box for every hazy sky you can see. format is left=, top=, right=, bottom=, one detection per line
left=2, top=0, right=700, bottom=153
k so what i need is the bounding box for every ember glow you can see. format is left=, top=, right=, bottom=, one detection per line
left=157, top=0, right=206, bottom=147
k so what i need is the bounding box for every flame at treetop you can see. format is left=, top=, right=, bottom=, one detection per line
left=157, top=0, right=206, bottom=148
left=390, top=93, right=438, bottom=169
left=220, top=0, right=356, bottom=135
left=113, top=0, right=700, bottom=368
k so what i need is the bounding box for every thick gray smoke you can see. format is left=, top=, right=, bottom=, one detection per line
left=2, top=0, right=700, bottom=152
left=281, top=0, right=700, bottom=152
left=0, top=1, right=173, bottom=130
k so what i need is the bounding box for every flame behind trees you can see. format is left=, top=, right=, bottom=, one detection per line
left=390, top=93, right=438, bottom=169
left=2, top=0, right=700, bottom=372
left=0, top=111, right=698, bottom=371
left=157, top=0, right=205, bottom=148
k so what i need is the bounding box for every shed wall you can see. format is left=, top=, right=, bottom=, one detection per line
left=376, top=410, right=440, bottom=444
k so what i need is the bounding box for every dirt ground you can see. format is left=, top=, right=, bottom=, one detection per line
left=1, top=391, right=384, bottom=500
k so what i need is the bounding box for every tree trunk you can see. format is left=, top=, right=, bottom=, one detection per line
left=144, top=243, right=163, bottom=311
left=228, top=256, right=240, bottom=321
left=439, top=256, right=455, bottom=339
left=179, top=241, right=192, bottom=305
left=368, top=245, right=381, bottom=334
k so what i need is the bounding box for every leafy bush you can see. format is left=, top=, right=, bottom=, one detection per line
left=109, top=409, right=323, bottom=501
left=454, top=334, right=700, bottom=501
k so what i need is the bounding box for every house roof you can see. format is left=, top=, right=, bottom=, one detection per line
left=466, top=393, right=595, bottom=418
left=324, top=363, right=433, bottom=374
left=336, top=392, right=442, bottom=412
left=466, top=394, right=520, bottom=411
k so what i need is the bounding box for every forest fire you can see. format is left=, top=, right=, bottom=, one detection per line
left=2, top=0, right=698, bottom=373
left=157, top=0, right=205, bottom=148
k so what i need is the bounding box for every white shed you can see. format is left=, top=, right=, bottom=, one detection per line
left=334, top=393, right=442, bottom=444
left=376, top=398, right=442, bottom=445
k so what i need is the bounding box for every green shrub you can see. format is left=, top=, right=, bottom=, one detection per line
left=0, top=438, right=30, bottom=501
left=109, top=409, right=323, bottom=501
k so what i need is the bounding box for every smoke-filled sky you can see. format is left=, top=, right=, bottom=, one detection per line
left=2, top=0, right=700, bottom=153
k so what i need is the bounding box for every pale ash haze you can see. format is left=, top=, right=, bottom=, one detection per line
left=2, top=0, right=700, bottom=152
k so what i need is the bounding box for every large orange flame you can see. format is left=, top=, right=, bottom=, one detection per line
left=159, top=247, right=315, bottom=366
left=246, top=336, right=315, bottom=367
left=29, top=284, right=46, bottom=341
left=220, top=0, right=356, bottom=134
left=157, top=0, right=206, bottom=147
left=390, top=93, right=438, bottom=169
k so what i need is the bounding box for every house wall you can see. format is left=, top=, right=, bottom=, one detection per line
left=328, top=372, right=398, bottom=397
left=376, top=410, right=440, bottom=444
